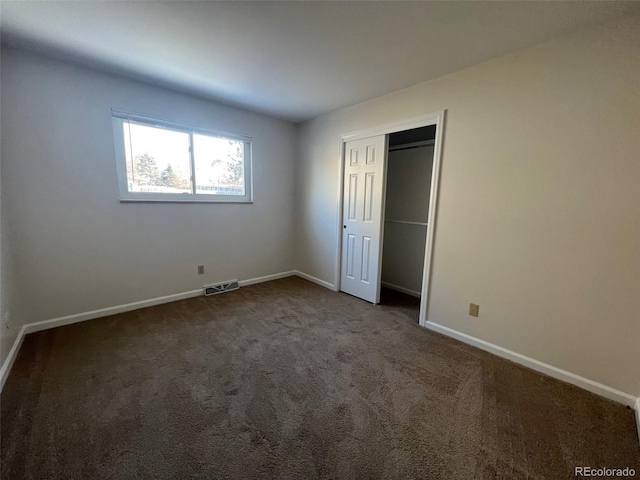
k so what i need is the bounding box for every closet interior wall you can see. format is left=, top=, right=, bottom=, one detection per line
left=381, top=128, right=435, bottom=297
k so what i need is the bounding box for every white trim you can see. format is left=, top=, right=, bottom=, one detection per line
left=341, top=112, right=443, bottom=142
left=238, top=271, right=295, bottom=287
left=381, top=281, right=421, bottom=298
left=294, top=270, right=335, bottom=290
left=418, top=111, right=446, bottom=327
left=377, top=135, right=390, bottom=304
left=0, top=270, right=298, bottom=392
left=0, top=325, right=28, bottom=391
left=636, top=397, right=640, bottom=446
left=333, top=137, right=346, bottom=292
left=425, top=321, right=638, bottom=408
left=24, top=271, right=300, bottom=335
left=111, top=109, right=252, bottom=142
left=24, top=289, right=203, bottom=335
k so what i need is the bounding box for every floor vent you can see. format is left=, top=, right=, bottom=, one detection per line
left=204, top=280, right=239, bottom=296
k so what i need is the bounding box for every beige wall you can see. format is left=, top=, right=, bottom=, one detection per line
left=0, top=82, right=28, bottom=367
left=295, top=16, right=640, bottom=397
left=1, top=49, right=297, bottom=365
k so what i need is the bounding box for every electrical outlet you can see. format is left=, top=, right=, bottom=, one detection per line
left=197, top=265, right=205, bottom=275
left=469, top=303, right=479, bottom=317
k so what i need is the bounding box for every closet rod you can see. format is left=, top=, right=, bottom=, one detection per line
left=388, top=140, right=435, bottom=152
left=385, top=219, right=428, bottom=226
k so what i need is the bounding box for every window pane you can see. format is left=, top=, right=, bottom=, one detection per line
left=193, top=133, right=245, bottom=196
left=123, top=122, right=192, bottom=194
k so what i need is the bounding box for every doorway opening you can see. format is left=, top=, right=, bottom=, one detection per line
left=379, top=125, right=436, bottom=323
left=336, top=111, right=445, bottom=327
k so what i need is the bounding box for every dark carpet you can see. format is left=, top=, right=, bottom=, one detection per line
left=2, top=276, right=639, bottom=479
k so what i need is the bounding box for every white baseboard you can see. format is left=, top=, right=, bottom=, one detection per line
left=424, top=321, right=638, bottom=408
left=24, top=271, right=299, bottom=336
left=636, top=397, right=640, bottom=446
left=24, top=289, right=203, bottom=335
left=0, top=270, right=298, bottom=392
left=294, top=270, right=335, bottom=290
left=238, top=271, right=296, bottom=287
left=381, top=281, right=421, bottom=298
left=0, top=325, right=28, bottom=392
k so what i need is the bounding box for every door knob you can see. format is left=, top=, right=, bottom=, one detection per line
left=343, top=225, right=347, bottom=229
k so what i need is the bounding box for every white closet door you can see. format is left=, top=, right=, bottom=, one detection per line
left=340, top=135, right=388, bottom=304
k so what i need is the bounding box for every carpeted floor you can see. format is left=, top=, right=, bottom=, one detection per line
left=379, top=287, right=421, bottom=323
left=2, top=276, right=639, bottom=479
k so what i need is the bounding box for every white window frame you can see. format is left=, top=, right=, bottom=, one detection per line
left=112, top=109, right=253, bottom=203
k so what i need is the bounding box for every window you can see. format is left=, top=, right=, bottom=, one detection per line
left=112, top=110, right=252, bottom=203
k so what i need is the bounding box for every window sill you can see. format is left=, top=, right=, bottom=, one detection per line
left=120, top=198, right=253, bottom=204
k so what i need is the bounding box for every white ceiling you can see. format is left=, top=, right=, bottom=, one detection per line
left=2, top=1, right=638, bottom=123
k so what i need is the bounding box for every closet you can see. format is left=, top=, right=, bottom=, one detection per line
left=381, top=126, right=435, bottom=299
left=339, top=113, right=443, bottom=312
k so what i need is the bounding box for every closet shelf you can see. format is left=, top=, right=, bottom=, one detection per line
left=384, top=219, right=428, bottom=226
